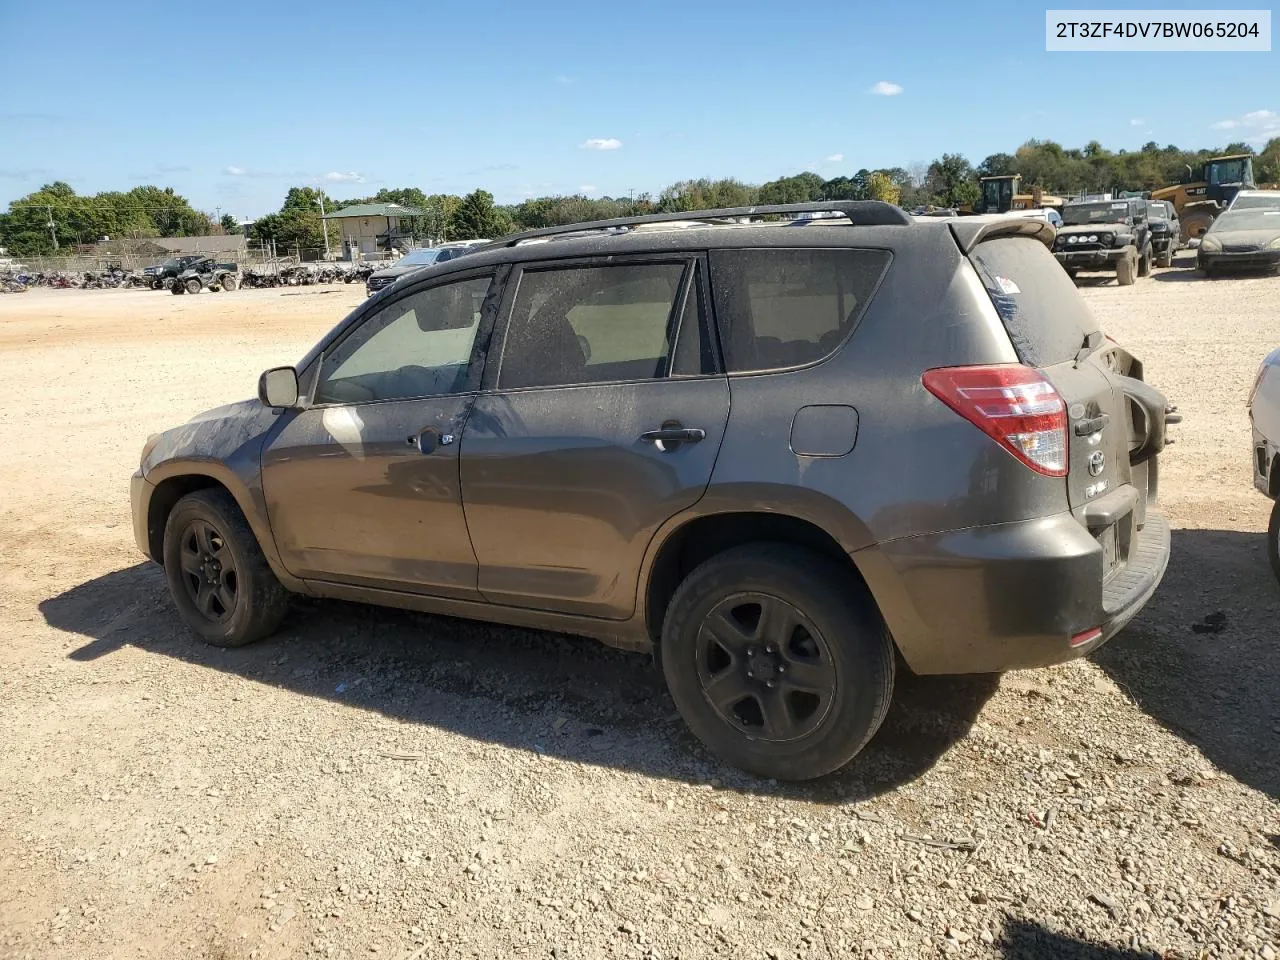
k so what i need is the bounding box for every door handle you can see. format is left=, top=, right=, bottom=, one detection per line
left=639, top=425, right=705, bottom=444
left=408, top=429, right=455, bottom=453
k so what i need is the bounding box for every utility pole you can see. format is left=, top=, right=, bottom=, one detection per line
left=46, top=205, right=58, bottom=251
left=316, top=195, right=331, bottom=260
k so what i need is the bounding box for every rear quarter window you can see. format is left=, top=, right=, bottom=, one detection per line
left=969, top=237, right=1100, bottom=367
left=709, top=248, right=891, bottom=373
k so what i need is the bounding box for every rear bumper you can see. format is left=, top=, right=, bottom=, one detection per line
left=1054, top=249, right=1128, bottom=269
left=856, top=501, right=1170, bottom=675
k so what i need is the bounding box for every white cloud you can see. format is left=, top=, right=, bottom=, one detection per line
left=580, top=137, right=622, bottom=151
left=556, top=74, right=576, bottom=85
left=1130, top=118, right=1145, bottom=126
left=824, top=153, right=844, bottom=163
left=225, top=165, right=246, bottom=176
left=869, top=81, right=903, bottom=96
left=579, top=184, right=597, bottom=194
left=324, top=171, right=365, bottom=183
left=1210, top=109, right=1280, bottom=141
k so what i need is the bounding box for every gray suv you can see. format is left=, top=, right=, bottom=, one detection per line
left=130, top=201, right=1172, bottom=780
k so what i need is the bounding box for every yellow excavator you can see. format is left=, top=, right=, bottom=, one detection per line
left=971, top=175, right=1066, bottom=214
left=1150, top=154, right=1256, bottom=242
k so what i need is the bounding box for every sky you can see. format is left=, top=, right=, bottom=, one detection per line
left=0, top=0, right=1276, bottom=219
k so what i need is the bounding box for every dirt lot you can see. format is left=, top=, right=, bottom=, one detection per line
left=2, top=256, right=1279, bottom=960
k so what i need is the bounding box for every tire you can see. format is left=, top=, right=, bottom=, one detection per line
left=1116, top=250, right=1136, bottom=286
left=1199, top=260, right=1215, bottom=278
left=1138, top=245, right=1152, bottom=277
left=1269, top=499, right=1280, bottom=586
left=1064, top=268, right=1078, bottom=280
left=151, top=279, right=163, bottom=290
left=171, top=282, right=185, bottom=295
left=1181, top=209, right=1215, bottom=244
left=162, top=489, right=289, bottom=647
left=184, top=278, right=202, bottom=295
left=660, top=543, right=895, bottom=781
left=220, top=275, right=238, bottom=292
left=1157, top=246, right=1173, bottom=268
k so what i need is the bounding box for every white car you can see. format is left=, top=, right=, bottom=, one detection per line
left=1248, top=347, right=1280, bottom=581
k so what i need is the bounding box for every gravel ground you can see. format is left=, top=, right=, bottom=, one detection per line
left=1, top=255, right=1278, bottom=960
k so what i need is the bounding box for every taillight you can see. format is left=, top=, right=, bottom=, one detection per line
left=922, top=364, right=1068, bottom=477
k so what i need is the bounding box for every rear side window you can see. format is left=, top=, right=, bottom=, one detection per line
left=969, top=237, right=1100, bottom=367
left=709, top=248, right=890, bottom=372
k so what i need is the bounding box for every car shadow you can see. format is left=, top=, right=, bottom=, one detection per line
left=1093, top=527, right=1280, bottom=799
left=41, top=563, right=997, bottom=802
left=998, top=917, right=1162, bottom=959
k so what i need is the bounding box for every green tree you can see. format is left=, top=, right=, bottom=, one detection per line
left=220, top=214, right=241, bottom=235
left=864, top=171, right=901, bottom=205
left=756, top=172, right=825, bottom=204
left=450, top=189, right=511, bottom=240
left=925, top=153, right=979, bottom=207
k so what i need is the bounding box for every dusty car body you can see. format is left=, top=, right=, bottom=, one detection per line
left=1198, top=192, right=1280, bottom=275
left=1249, top=348, right=1280, bottom=582
left=131, top=201, right=1172, bottom=780
left=1053, top=199, right=1152, bottom=284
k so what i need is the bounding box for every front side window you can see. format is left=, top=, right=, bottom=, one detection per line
left=314, top=275, right=491, bottom=404
left=709, top=248, right=891, bottom=373
left=498, top=262, right=688, bottom=389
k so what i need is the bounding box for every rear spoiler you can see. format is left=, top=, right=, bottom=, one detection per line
left=947, top=217, right=1056, bottom=255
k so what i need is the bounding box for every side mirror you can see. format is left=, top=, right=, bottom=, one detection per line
left=258, top=366, right=300, bottom=408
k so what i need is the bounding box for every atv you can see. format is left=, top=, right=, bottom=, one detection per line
left=170, top=258, right=240, bottom=295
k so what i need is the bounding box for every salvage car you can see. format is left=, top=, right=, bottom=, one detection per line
left=1249, top=348, right=1280, bottom=583
left=170, top=257, right=238, bottom=294
left=131, top=201, right=1172, bottom=780
left=365, top=240, right=489, bottom=296
left=1145, top=199, right=1181, bottom=268
left=1198, top=191, right=1280, bottom=276
left=1054, top=198, right=1152, bottom=285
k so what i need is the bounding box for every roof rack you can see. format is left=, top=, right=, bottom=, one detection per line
left=488, top=200, right=912, bottom=248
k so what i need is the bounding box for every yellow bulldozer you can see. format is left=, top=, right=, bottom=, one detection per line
left=1151, top=154, right=1256, bottom=242
left=971, top=175, right=1066, bottom=214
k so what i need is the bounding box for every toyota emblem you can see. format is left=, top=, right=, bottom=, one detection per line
left=1087, top=450, right=1106, bottom=477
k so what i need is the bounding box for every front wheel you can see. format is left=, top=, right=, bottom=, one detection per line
left=220, top=274, right=238, bottom=292
left=1138, top=245, right=1153, bottom=277
left=660, top=544, right=895, bottom=781
left=171, top=282, right=185, bottom=295
left=1156, top=246, right=1173, bottom=268
left=163, top=489, right=289, bottom=647
left=1116, top=251, right=1137, bottom=286
left=184, top=278, right=202, bottom=295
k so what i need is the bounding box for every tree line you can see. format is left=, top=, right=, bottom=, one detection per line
left=4, top=136, right=1278, bottom=257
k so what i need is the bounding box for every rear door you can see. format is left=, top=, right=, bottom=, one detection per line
left=459, top=254, right=729, bottom=620
left=967, top=238, right=1156, bottom=534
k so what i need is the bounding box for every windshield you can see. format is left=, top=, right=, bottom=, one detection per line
left=1208, top=159, right=1247, bottom=185
left=394, top=248, right=443, bottom=268
left=1210, top=209, right=1280, bottom=233
left=1231, top=194, right=1280, bottom=212
left=1062, top=202, right=1129, bottom=225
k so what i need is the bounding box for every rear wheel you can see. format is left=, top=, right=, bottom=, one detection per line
left=220, top=274, right=238, bottom=292
left=1138, top=245, right=1152, bottom=277
left=660, top=544, right=895, bottom=781
left=171, top=282, right=185, bottom=295
left=1269, top=500, right=1280, bottom=586
left=1116, top=250, right=1136, bottom=286
left=1181, top=209, right=1215, bottom=243
left=162, top=489, right=289, bottom=647
left=184, top=278, right=202, bottom=295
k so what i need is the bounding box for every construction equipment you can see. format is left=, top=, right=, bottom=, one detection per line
left=972, top=175, right=1066, bottom=215
left=1150, top=154, right=1256, bottom=242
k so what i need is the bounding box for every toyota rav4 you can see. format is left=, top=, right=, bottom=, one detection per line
left=131, top=201, right=1173, bottom=780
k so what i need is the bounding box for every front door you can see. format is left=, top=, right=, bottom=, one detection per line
left=261, top=272, right=497, bottom=598
left=460, top=255, right=729, bottom=619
